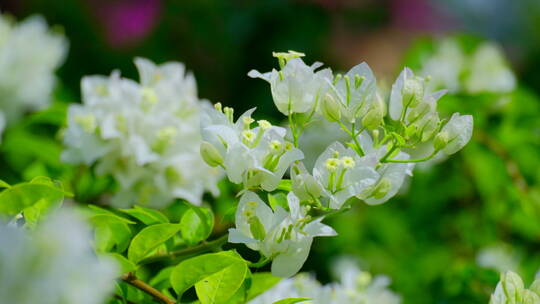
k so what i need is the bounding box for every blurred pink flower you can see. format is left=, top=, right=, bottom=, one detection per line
left=89, top=0, right=162, bottom=48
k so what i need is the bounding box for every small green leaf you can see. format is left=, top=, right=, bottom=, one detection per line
left=0, top=180, right=10, bottom=188
left=104, top=253, right=137, bottom=274
left=272, top=298, right=310, bottom=304
left=170, top=251, right=247, bottom=298
left=181, top=206, right=214, bottom=244
left=277, top=179, right=292, bottom=192
left=90, top=214, right=133, bottom=253
left=0, top=177, right=66, bottom=218
left=195, top=258, right=248, bottom=304
left=120, top=206, right=169, bottom=225
left=128, top=223, right=182, bottom=264
left=247, top=273, right=282, bottom=300
left=268, top=193, right=288, bottom=211
left=88, top=205, right=136, bottom=224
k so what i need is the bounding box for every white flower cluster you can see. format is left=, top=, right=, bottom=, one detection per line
left=228, top=191, right=336, bottom=277
left=62, top=58, right=222, bottom=208
left=208, top=51, right=473, bottom=277
left=0, top=209, right=117, bottom=304
left=420, top=38, right=516, bottom=94
left=490, top=271, right=540, bottom=304
left=0, top=14, right=67, bottom=137
left=249, top=258, right=400, bottom=304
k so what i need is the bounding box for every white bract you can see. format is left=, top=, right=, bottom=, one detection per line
left=0, top=209, right=118, bottom=304
left=434, top=113, right=473, bottom=155
left=248, top=51, right=332, bottom=115
left=490, top=271, right=540, bottom=304
left=228, top=191, right=336, bottom=277
left=0, top=14, right=67, bottom=135
left=420, top=38, right=516, bottom=94
left=248, top=257, right=400, bottom=304
left=291, top=142, right=379, bottom=209
left=324, top=62, right=378, bottom=124
left=200, top=104, right=303, bottom=191
left=62, top=58, right=222, bottom=208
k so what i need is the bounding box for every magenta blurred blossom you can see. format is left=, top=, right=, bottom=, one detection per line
left=89, top=0, right=162, bottom=48
left=391, top=0, right=455, bottom=32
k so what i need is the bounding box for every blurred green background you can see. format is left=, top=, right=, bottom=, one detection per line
left=2, top=0, right=540, bottom=303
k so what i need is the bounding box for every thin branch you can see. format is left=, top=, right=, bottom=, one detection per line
left=121, top=273, right=175, bottom=304
left=139, top=234, right=229, bottom=265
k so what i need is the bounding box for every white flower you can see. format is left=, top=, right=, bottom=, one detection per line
left=466, top=43, right=516, bottom=94
left=434, top=113, right=473, bottom=155
left=228, top=191, right=336, bottom=277
left=248, top=258, right=401, bottom=304
left=490, top=271, right=540, bottom=304
left=325, top=62, right=378, bottom=123
left=292, top=142, right=379, bottom=209
left=0, top=14, right=67, bottom=134
left=389, top=68, right=431, bottom=122
left=421, top=39, right=465, bottom=93
left=200, top=104, right=303, bottom=191
left=248, top=54, right=332, bottom=115
left=62, top=58, right=222, bottom=208
left=0, top=209, right=118, bottom=304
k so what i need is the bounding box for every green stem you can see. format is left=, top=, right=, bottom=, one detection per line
left=139, top=234, right=229, bottom=265
left=351, top=123, right=365, bottom=156
left=382, top=151, right=438, bottom=163
left=380, top=143, right=398, bottom=163
left=288, top=113, right=299, bottom=147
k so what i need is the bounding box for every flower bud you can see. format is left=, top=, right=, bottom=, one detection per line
left=433, top=131, right=449, bottom=151
left=402, top=76, right=424, bottom=108
left=200, top=141, right=223, bottom=167
left=501, top=271, right=525, bottom=301
left=361, top=106, right=383, bottom=130
left=321, top=93, right=342, bottom=122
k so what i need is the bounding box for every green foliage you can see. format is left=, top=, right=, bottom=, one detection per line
left=170, top=251, right=249, bottom=302
left=272, top=298, right=310, bottom=304
left=127, top=223, right=182, bottom=264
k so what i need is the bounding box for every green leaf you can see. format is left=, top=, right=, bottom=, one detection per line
left=170, top=251, right=247, bottom=298
left=104, top=253, right=137, bottom=274
left=247, top=273, right=282, bottom=301
left=88, top=205, right=136, bottom=224
left=90, top=214, right=133, bottom=253
left=272, top=298, right=310, bottom=304
left=195, top=259, right=248, bottom=304
left=268, top=193, right=288, bottom=211
left=0, top=180, right=10, bottom=189
left=120, top=206, right=169, bottom=225
left=127, top=223, right=182, bottom=264
left=0, top=177, right=67, bottom=218
left=277, top=179, right=292, bottom=192
left=181, top=206, right=214, bottom=244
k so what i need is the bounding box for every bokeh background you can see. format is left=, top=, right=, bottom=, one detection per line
left=2, top=0, right=540, bottom=303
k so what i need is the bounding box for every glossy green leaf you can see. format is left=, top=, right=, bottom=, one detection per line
left=127, top=223, right=181, bottom=264
left=180, top=206, right=214, bottom=244
left=170, top=251, right=247, bottom=298
left=195, top=259, right=248, bottom=304
left=90, top=214, right=133, bottom=253
left=120, top=205, right=169, bottom=225
left=0, top=177, right=67, bottom=218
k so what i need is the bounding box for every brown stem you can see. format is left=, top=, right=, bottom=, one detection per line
left=121, top=273, right=175, bottom=304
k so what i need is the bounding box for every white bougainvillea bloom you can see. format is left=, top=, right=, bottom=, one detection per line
left=248, top=257, right=401, bottom=304
left=248, top=53, right=332, bottom=115
left=200, top=104, right=303, bottom=191
left=228, top=191, right=336, bottom=277
left=0, top=209, right=118, bottom=304
left=421, top=39, right=466, bottom=93
left=466, top=43, right=516, bottom=94
left=434, top=113, right=473, bottom=155
left=291, top=142, right=379, bottom=209
left=324, top=62, right=378, bottom=124
left=62, top=58, right=222, bottom=208
left=389, top=68, right=432, bottom=121
left=489, top=271, right=540, bottom=304
left=0, top=14, right=67, bottom=133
